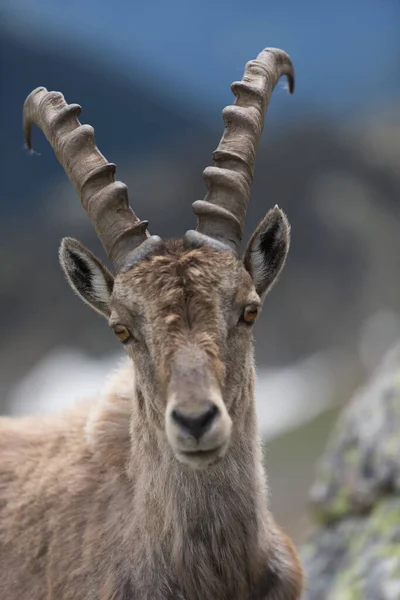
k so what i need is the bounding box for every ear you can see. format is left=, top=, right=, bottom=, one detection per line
left=59, top=237, right=114, bottom=318
left=244, top=205, right=290, bottom=299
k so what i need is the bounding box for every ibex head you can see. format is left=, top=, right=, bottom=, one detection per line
left=23, top=48, right=294, bottom=470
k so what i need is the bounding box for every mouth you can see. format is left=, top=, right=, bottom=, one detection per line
left=175, top=444, right=227, bottom=469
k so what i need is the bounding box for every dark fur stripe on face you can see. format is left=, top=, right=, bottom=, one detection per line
left=121, top=577, right=135, bottom=599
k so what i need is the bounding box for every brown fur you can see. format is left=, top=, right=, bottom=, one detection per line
left=0, top=241, right=303, bottom=599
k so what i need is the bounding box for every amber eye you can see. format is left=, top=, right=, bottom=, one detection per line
left=242, top=305, right=259, bottom=325
left=112, top=325, right=132, bottom=343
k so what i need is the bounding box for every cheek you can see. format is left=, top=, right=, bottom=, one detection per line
left=224, top=330, right=254, bottom=390
left=128, top=344, right=156, bottom=388
left=128, top=342, right=170, bottom=411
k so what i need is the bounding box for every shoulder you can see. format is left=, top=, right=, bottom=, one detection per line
left=85, top=358, right=133, bottom=469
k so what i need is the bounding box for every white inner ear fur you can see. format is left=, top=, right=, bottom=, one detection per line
left=249, top=237, right=269, bottom=292
left=59, top=239, right=113, bottom=315
left=86, top=257, right=112, bottom=305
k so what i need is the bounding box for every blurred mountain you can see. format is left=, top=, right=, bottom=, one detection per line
left=0, top=23, right=206, bottom=219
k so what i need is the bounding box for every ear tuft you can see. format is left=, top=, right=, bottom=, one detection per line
left=59, top=238, right=114, bottom=318
left=244, top=206, right=290, bottom=299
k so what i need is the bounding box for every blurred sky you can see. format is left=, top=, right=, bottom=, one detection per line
left=3, top=0, right=400, bottom=119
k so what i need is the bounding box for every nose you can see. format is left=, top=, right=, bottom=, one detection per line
left=171, top=403, right=219, bottom=440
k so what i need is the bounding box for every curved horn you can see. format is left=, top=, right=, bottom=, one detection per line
left=23, top=87, right=162, bottom=271
left=186, top=48, right=294, bottom=253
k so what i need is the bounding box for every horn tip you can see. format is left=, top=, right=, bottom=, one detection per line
left=258, top=47, right=295, bottom=94
left=22, top=141, right=41, bottom=156
left=287, top=71, right=295, bottom=94
left=23, top=87, right=49, bottom=151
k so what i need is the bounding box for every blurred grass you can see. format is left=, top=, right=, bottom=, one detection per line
left=263, top=405, right=342, bottom=542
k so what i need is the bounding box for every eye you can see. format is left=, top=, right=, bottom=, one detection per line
left=241, top=305, right=259, bottom=325
left=112, top=324, right=132, bottom=343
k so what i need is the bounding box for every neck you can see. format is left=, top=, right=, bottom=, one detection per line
left=128, top=365, right=270, bottom=598
left=86, top=360, right=272, bottom=599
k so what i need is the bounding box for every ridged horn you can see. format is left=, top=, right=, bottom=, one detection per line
left=185, top=48, right=294, bottom=253
left=23, top=87, right=162, bottom=271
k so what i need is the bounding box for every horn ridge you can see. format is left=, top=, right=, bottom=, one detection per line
left=188, top=47, right=295, bottom=252
left=23, top=86, right=157, bottom=270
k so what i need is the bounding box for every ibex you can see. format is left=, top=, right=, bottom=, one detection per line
left=0, top=48, right=303, bottom=599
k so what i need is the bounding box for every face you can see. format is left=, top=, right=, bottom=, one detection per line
left=60, top=206, right=290, bottom=470
left=109, top=243, right=261, bottom=469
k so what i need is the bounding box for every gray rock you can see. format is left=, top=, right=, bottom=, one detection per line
left=301, top=343, right=400, bottom=599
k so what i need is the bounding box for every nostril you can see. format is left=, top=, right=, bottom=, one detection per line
left=198, top=404, right=218, bottom=430
left=172, top=404, right=220, bottom=440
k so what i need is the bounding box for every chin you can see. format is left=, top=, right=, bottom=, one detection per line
left=174, top=444, right=229, bottom=471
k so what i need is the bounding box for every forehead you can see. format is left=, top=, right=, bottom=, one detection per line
left=112, top=243, right=254, bottom=309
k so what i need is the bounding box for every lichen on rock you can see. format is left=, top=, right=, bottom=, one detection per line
left=301, top=343, right=400, bottom=599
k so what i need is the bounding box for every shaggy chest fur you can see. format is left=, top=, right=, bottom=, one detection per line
left=98, top=447, right=269, bottom=600
left=0, top=428, right=269, bottom=600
